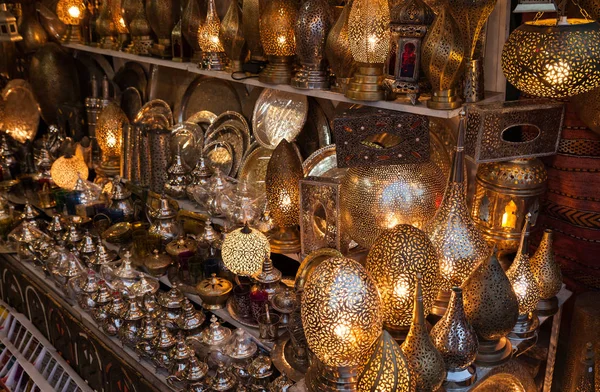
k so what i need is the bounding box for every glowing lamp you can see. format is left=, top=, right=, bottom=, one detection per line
left=50, top=153, right=89, bottom=191
left=221, top=223, right=270, bottom=277
left=259, top=0, right=298, bottom=84
left=96, top=102, right=128, bottom=177
left=197, top=0, right=227, bottom=70
left=56, top=0, right=85, bottom=43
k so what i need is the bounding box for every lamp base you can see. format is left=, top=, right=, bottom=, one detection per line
left=61, top=25, right=82, bottom=44
left=427, top=89, right=461, bottom=110
left=117, top=33, right=130, bottom=50
left=305, top=361, right=358, bottom=392
left=291, top=65, right=330, bottom=90
left=430, top=289, right=451, bottom=318
left=464, top=59, right=484, bottom=103
left=345, top=63, right=386, bottom=101
left=259, top=56, right=294, bottom=85
left=444, top=366, right=477, bottom=390
left=331, top=77, right=351, bottom=94
left=536, top=296, right=559, bottom=317
left=99, top=36, right=120, bottom=50
left=191, top=50, right=203, bottom=63
left=125, top=36, right=153, bottom=56
left=509, top=312, right=539, bottom=340
left=475, top=337, right=513, bottom=367
left=269, top=226, right=301, bottom=254
left=200, top=52, right=228, bottom=71
left=150, top=39, right=172, bottom=59
left=227, top=59, right=244, bottom=73
left=99, top=159, right=120, bottom=178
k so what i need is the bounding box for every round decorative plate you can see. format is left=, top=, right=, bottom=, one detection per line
left=206, top=111, right=251, bottom=152
left=186, top=110, right=217, bottom=136
left=237, top=146, right=273, bottom=195
left=203, top=141, right=234, bottom=176
left=205, top=122, right=245, bottom=176
left=179, top=76, right=242, bottom=121
left=252, top=89, right=308, bottom=149
left=301, top=145, right=347, bottom=179
left=171, top=122, right=201, bottom=168
left=134, top=99, right=173, bottom=126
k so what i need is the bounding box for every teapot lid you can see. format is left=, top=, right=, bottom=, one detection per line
left=199, top=315, right=232, bottom=346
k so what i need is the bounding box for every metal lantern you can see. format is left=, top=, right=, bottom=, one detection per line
left=242, top=0, right=264, bottom=61
left=56, top=0, right=85, bottom=43
left=219, top=0, right=247, bottom=73
left=111, top=0, right=130, bottom=49
left=340, top=162, right=445, bottom=249
left=182, top=0, right=206, bottom=63
left=502, top=17, right=600, bottom=99
left=421, top=4, right=465, bottom=109
left=345, top=0, right=391, bottom=101
left=125, top=0, right=153, bottom=55
left=97, top=102, right=128, bottom=177
left=302, top=257, right=382, bottom=392
left=291, top=0, right=334, bottom=90
left=221, top=224, right=270, bottom=277
left=386, top=0, right=434, bottom=97
left=463, top=251, right=519, bottom=367
left=357, top=330, right=414, bottom=391
left=366, top=224, right=440, bottom=341
left=325, top=1, right=356, bottom=93
left=430, top=287, right=479, bottom=387
left=400, top=278, right=446, bottom=392
left=259, top=0, right=298, bottom=84
left=50, top=154, right=89, bottom=190
left=145, top=0, right=179, bottom=58
left=96, top=0, right=119, bottom=49
left=197, top=0, right=227, bottom=70
left=0, top=3, right=22, bottom=42
left=531, top=229, right=562, bottom=316
left=266, top=139, right=303, bottom=254
left=472, top=158, right=548, bottom=256
left=1, top=79, right=40, bottom=144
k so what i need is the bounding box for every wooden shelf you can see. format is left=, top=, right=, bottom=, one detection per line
left=63, top=43, right=504, bottom=119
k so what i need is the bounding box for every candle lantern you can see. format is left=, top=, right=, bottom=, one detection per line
left=97, top=102, right=128, bottom=177
left=197, top=0, right=227, bottom=70
left=56, top=0, right=85, bottom=43
left=259, top=0, right=298, bottom=84
left=325, top=1, right=356, bottom=93
left=0, top=3, right=22, bottom=42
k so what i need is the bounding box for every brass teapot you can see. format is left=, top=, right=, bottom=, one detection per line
left=147, top=196, right=180, bottom=247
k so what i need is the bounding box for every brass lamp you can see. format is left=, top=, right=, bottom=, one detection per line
left=242, top=0, right=265, bottom=61
left=421, top=4, right=465, bottom=109
left=221, top=223, right=270, bottom=277
left=197, top=0, right=227, bottom=70
left=325, top=1, right=357, bottom=93
left=345, top=0, right=391, bottom=101
left=302, top=257, right=382, bottom=392
left=219, top=0, right=247, bottom=72
left=291, top=0, right=334, bottom=90
left=56, top=0, right=85, bottom=43
left=265, top=139, right=303, bottom=254
left=366, top=224, right=440, bottom=341
left=531, top=229, right=563, bottom=316
left=259, top=0, right=298, bottom=84
left=0, top=3, right=22, bottom=42
left=96, top=102, right=128, bottom=177
left=96, top=0, right=119, bottom=49
left=507, top=214, right=540, bottom=339
left=502, top=17, right=600, bottom=99
left=50, top=153, right=89, bottom=191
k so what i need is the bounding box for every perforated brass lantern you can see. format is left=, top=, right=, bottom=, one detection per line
left=56, top=0, right=85, bottom=43
left=291, top=0, right=334, bottom=90
left=219, top=0, right=247, bottom=73
left=502, top=17, right=600, bottom=99
left=181, top=0, right=205, bottom=62
left=425, top=113, right=488, bottom=316
left=259, top=0, right=298, bottom=84
left=463, top=250, right=519, bottom=367
left=507, top=214, right=540, bottom=339
left=146, top=0, right=179, bottom=58
left=50, top=154, right=89, bottom=191
left=531, top=229, right=562, bottom=316
left=0, top=3, right=22, bottom=42
left=243, top=0, right=265, bottom=61
left=197, top=0, right=227, bottom=70
left=1, top=79, right=40, bottom=144
left=325, top=1, right=356, bottom=93
left=266, top=139, right=303, bottom=254
left=125, top=0, right=153, bottom=55
left=366, top=224, right=440, bottom=341
left=357, top=330, right=414, bottom=391
left=221, top=224, right=270, bottom=277
left=345, top=0, right=391, bottom=101
left=430, top=287, right=479, bottom=387
left=302, top=257, right=382, bottom=392
left=96, top=0, right=119, bottom=49
left=472, top=158, right=548, bottom=257
left=97, top=102, right=128, bottom=177
left=340, top=162, right=445, bottom=249
left=400, top=278, right=446, bottom=392
left=421, top=4, right=465, bottom=109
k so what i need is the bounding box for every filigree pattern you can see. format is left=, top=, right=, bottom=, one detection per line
left=301, top=257, right=382, bottom=368
left=325, top=1, right=356, bottom=85
left=259, top=0, right=298, bottom=57
left=266, top=139, right=303, bottom=228
left=221, top=226, right=270, bottom=277
left=295, top=0, right=333, bottom=67
left=197, top=0, right=224, bottom=53
left=348, top=0, right=390, bottom=63
left=220, top=0, right=246, bottom=64
left=506, top=218, right=540, bottom=315
left=56, top=0, right=85, bottom=25
left=366, top=224, right=440, bottom=330
left=97, top=102, right=128, bottom=158
left=448, top=0, right=496, bottom=60
left=145, top=0, right=178, bottom=39
left=531, top=229, right=562, bottom=300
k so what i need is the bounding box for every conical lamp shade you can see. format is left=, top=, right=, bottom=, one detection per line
left=531, top=229, right=562, bottom=300
left=266, top=139, right=302, bottom=228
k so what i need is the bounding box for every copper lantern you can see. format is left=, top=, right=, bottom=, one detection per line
left=259, top=0, right=298, bottom=84
left=197, top=0, right=227, bottom=70
left=56, top=0, right=85, bottom=43
left=325, top=1, right=356, bottom=93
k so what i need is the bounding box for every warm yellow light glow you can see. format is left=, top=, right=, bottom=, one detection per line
left=544, top=61, right=571, bottom=85
left=56, top=0, right=85, bottom=25
left=501, top=200, right=518, bottom=229
left=68, top=5, right=80, bottom=18
left=348, top=0, right=390, bottom=63
left=197, top=0, right=225, bottom=53
left=259, top=0, right=297, bottom=57
left=50, top=155, right=89, bottom=191
left=334, top=322, right=351, bottom=339
left=277, top=36, right=286, bottom=45
left=394, top=280, right=409, bottom=299
left=96, top=102, right=127, bottom=159
left=118, top=17, right=126, bottom=29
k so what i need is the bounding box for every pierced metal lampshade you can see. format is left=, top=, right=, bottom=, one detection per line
left=366, top=224, right=440, bottom=341
left=463, top=250, right=519, bottom=367
left=259, top=0, right=298, bottom=84
left=145, top=0, right=179, bottom=58
left=56, top=0, right=85, bottom=43
left=502, top=17, right=600, bottom=99
left=221, top=224, right=270, bottom=277
left=531, top=229, right=562, bottom=316
left=421, top=4, right=465, bottom=109
left=242, top=0, right=265, bottom=61
left=303, top=257, right=382, bottom=392
left=96, top=0, right=119, bottom=49
left=182, top=0, right=205, bottom=62
left=219, top=0, right=247, bottom=73
left=340, top=162, right=445, bottom=249
left=266, top=139, right=303, bottom=254
left=125, top=0, right=153, bottom=55
left=197, top=0, right=227, bottom=70
left=357, top=330, right=414, bottom=391
left=97, top=102, right=128, bottom=176
left=291, top=0, right=334, bottom=90
left=430, top=287, right=479, bottom=387
left=325, top=1, right=357, bottom=93
left=1, top=79, right=40, bottom=144
left=50, top=154, right=89, bottom=191
left=110, top=0, right=130, bottom=48
left=345, top=0, right=391, bottom=101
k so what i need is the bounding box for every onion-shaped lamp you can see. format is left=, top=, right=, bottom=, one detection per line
left=197, top=0, right=227, bottom=70
left=502, top=17, right=600, bottom=99
left=531, top=229, right=562, bottom=316
left=259, top=0, right=298, bottom=84
left=219, top=0, right=247, bottom=73
left=302, top=257, right=382, bottom=392
left=97, top=102, right=128, bottom=177
left=221, top=223, right=270, bottom=277
left=421, top=3, right=465, bottom=109
left=366, top=224, right=440, bottom=341
left=430, top=287, right=479, bottom=387
left=425, top=111, right=488, bottom=317
left=50, top=153, right=89, bottom=191
left=291, top=0, right=334, bottom=90
left=400, top=277, right=446, bottom=392
left=507, top=213, right=540, bottom=340
left=325, top=1, right=357, bottom=93
left=463, top=248, right=519, bottom=367
left=265, top=139, right=303, bottom=254
left=345, top=0, right=391, bottom=101
left=56, top=0, right=85, bottom=43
